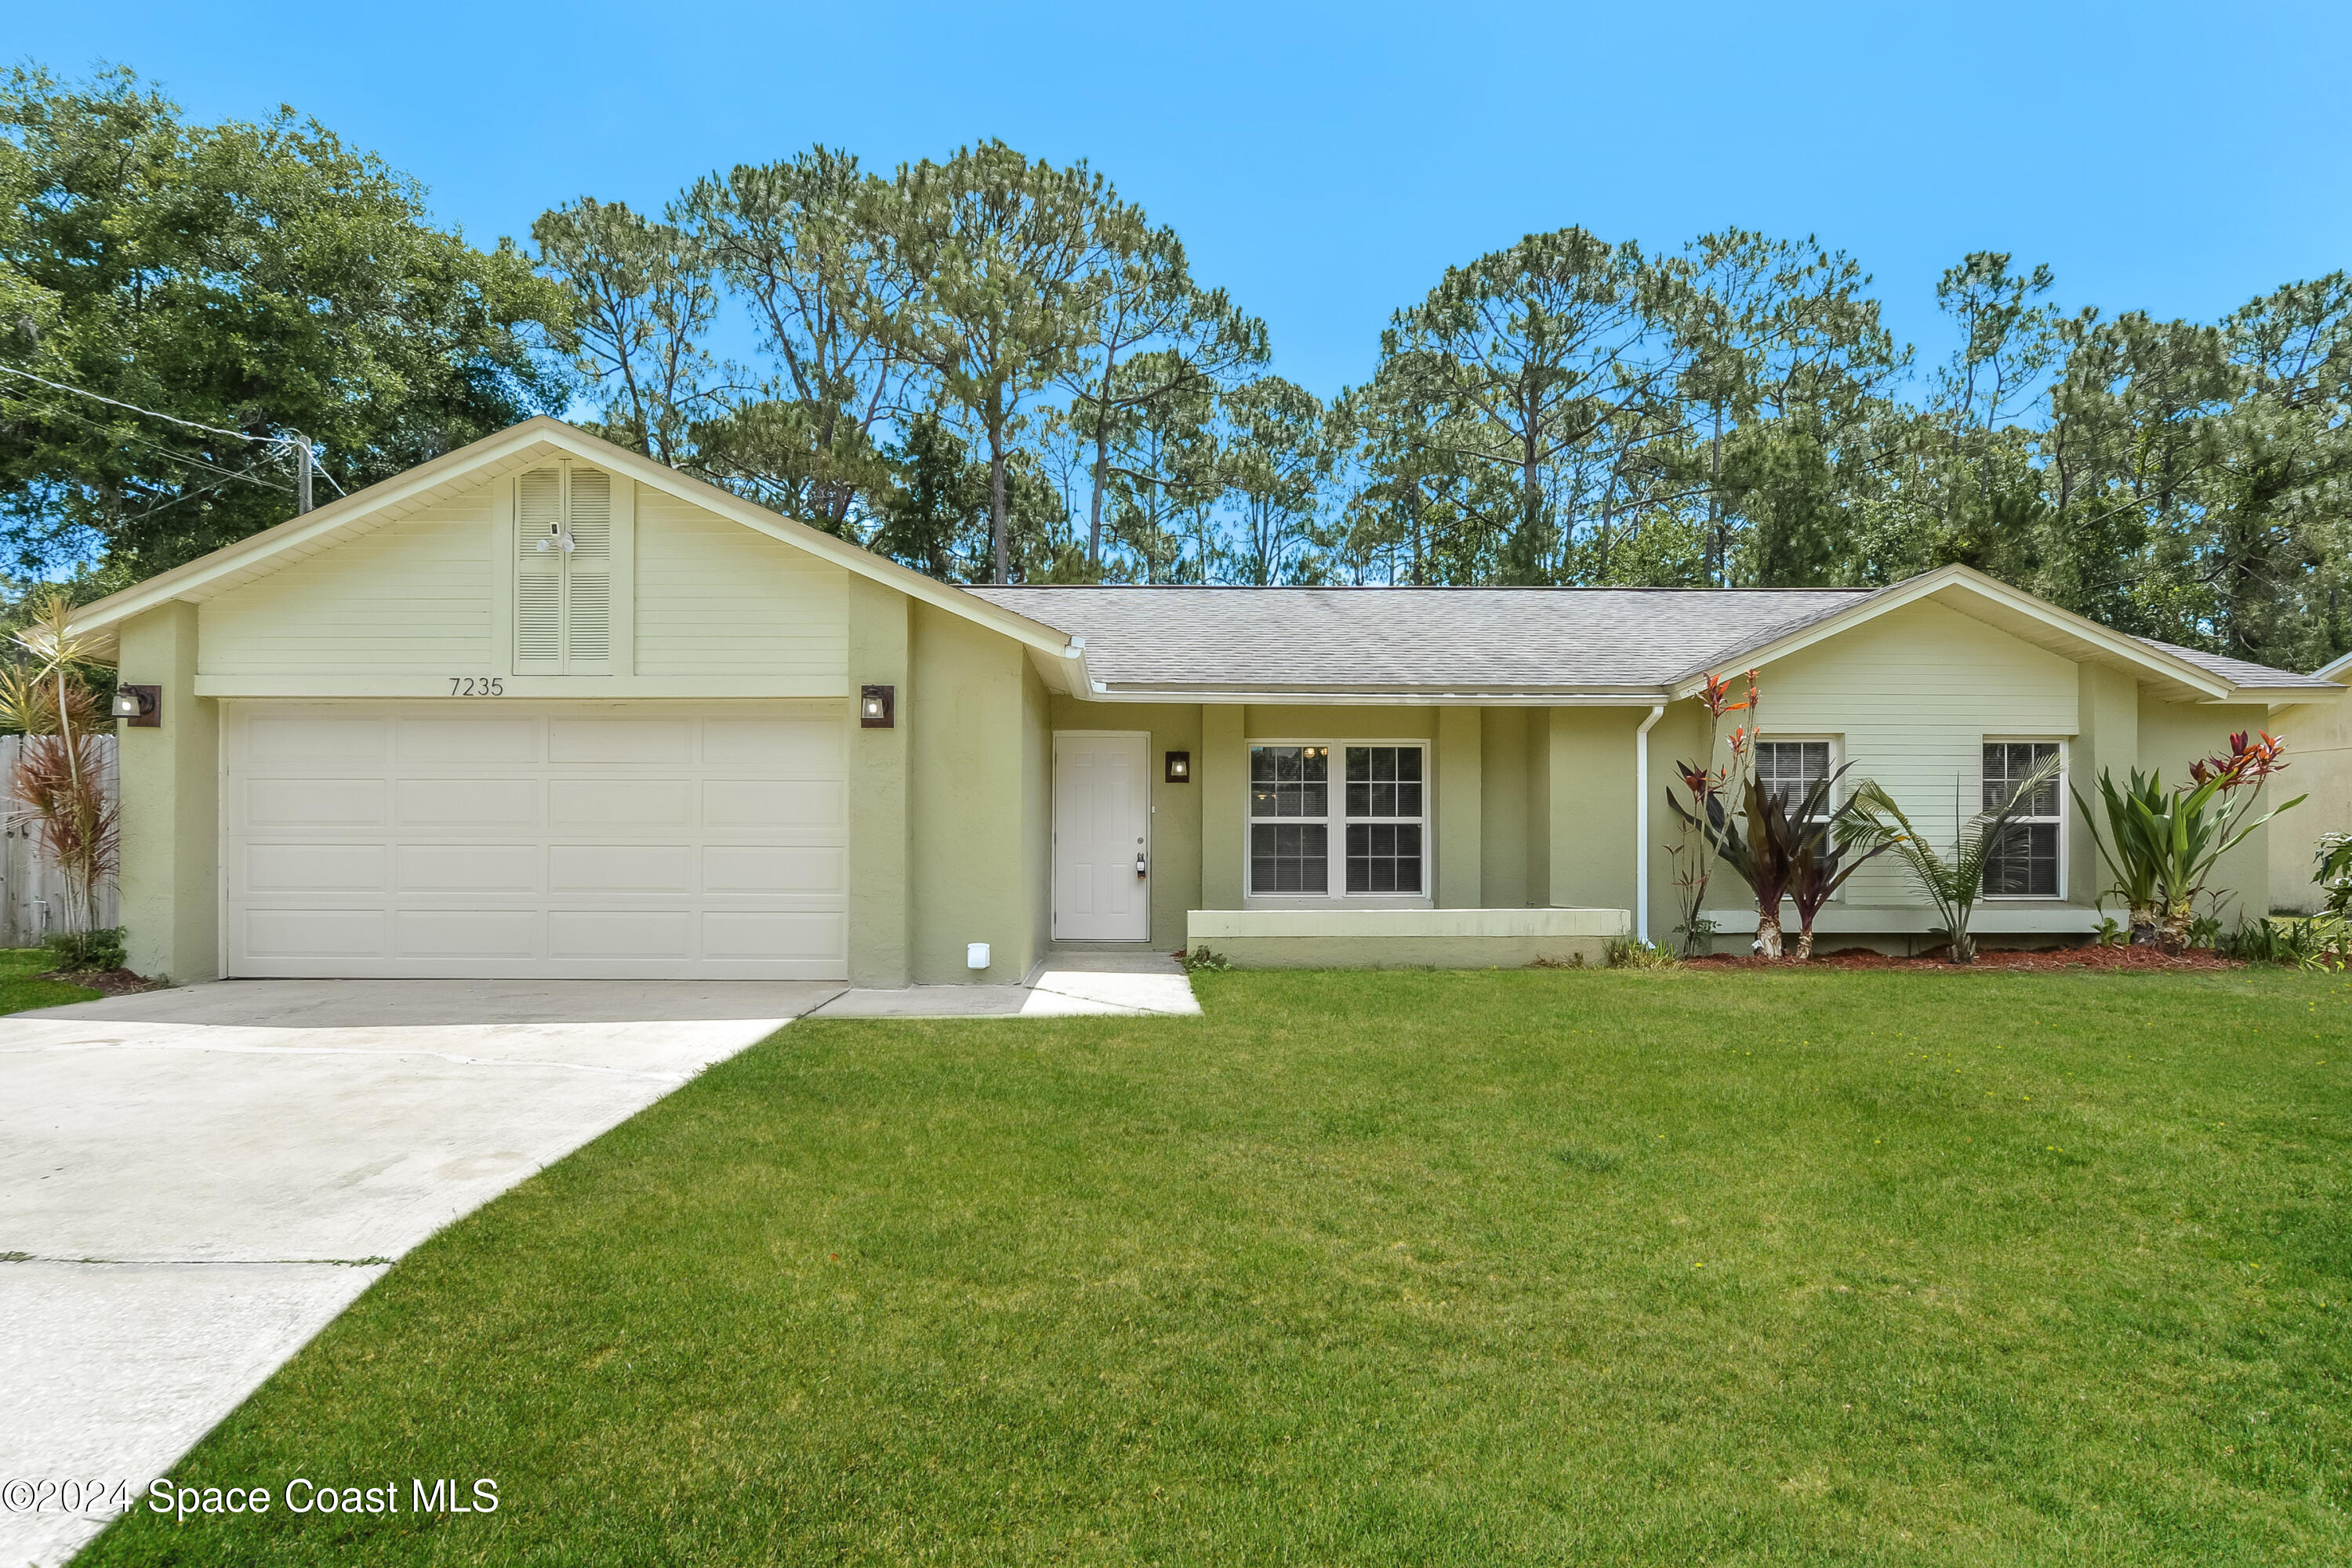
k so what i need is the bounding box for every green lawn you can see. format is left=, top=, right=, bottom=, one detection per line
left=85, top=969, right=2352, bottom=1566
left=0, top=945, right=100, bottom=1013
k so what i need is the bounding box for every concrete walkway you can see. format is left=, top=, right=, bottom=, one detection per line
left=0, top=979, right=835, bottom=1568
left=808, top=948, right=1203, bottom=1018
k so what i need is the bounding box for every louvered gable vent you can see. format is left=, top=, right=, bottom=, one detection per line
left=514, top=465, right=615, bottom=673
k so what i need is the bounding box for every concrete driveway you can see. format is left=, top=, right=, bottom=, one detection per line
left=0, top=978, right=839, bottom=1568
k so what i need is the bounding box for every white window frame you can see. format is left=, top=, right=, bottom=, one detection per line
left=1980, top=737, right=2067, bottom=901
left=1751, top=735, right=1847, bottom=904
left=1244, top=738, right=1432, bottom=908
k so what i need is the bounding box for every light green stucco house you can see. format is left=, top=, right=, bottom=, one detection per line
left=66, top=418, right=2347, bottom=985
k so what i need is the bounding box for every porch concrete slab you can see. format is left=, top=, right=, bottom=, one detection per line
left=808, top=951, right=1200, bottom=1020
left=0, top=979, right=829, bottom=1568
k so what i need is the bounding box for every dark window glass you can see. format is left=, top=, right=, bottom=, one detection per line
left=1250, top=822, right=1327, bottom=893
left=1755, top=741, right=1832, bottom=816
left=1983, top=742, right=2061, bottom=816
left=1346, top=822, right=1423, bottom=893
left=1981, top=742, right=2062, bottom=895
left=1984, top=822, right=2060, bottom=897
left=1250, top=745, right=1328, bottom=819
left=1344, top=746, right=1424, bottom=821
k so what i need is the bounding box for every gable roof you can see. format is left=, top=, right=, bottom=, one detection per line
left=978, top=564, right=2325, bottom=706
left=64, top=416, right=1080, bottom=665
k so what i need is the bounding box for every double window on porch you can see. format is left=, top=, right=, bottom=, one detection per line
left=1249, top=744, right=1425, bottom=897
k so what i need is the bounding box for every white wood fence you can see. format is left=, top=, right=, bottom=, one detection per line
left=0, top=732, right=118, bottom=949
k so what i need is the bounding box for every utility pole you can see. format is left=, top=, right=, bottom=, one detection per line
left=291, top=433, right=314, bottom=514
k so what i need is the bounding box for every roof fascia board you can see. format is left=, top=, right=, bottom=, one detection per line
left=1091, top=687, right=1671, bottom=706
left=2312, top=650, right=2352, bottom=684
left=1672, top=565, right=2233, bottom=701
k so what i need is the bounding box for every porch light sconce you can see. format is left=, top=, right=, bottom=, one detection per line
left=1164, top=750, right=1191, bottom=784
left=111, top=684, right=162, bottom=728
left=859, top=684, right=895, bottom=728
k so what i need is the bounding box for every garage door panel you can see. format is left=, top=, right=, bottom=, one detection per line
left=394, top=909, right=543, bottom=960
left=243, top=843, right=390, bottom=895
left=397, top=714, right=542, bottom=764
left=243, top=909, right=392, bottom=960
left=703, top=716, right=841, bottom=769
left=704, top=779, right=844, bottom=832
left=703, top=911, right=844, bottom=961
left=228, top=702, right=847, bottom=979
left=702, top=845, right=846, bottom=895
left=551, top=779, right=692, bottom=828
left=550, top=716, right=692, bottom=764
left=549, top=909, right=693, bottom=958
left=248, top=714, right=387, bottom=765
left=397, top=777, right=541, bottom=829
left=397, top=844, right=542, bottom=895
left=247, top=778, right=387, bottom=829
left=548, top=843, right=694, bottom=894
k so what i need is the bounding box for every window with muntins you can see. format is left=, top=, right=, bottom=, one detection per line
left=1249, top=742, right=1427, bottom=897
left=1755, top=740, right=1833, bottom=817
left=1982, top=741, right=2062, bottom=897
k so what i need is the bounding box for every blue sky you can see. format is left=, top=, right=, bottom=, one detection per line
left=16, top=1, right=2350, bottom=400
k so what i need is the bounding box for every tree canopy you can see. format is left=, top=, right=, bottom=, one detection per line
left=4, top=62, right=2347, bottom=673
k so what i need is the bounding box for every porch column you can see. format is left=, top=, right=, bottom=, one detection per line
left=2073, top=663, right=2136, bottom=912
left=1200, top=705, right=1245, bottom=909
left=1437, top=707, right=1483, bottom=907
left=116, top=602, right=220, bottom=982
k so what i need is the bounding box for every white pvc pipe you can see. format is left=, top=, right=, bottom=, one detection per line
left=1635, top=703, right=1665, bottom=945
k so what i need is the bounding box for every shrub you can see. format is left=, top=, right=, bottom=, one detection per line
left=1606, top=937, right=1680, bottom=970
left=43, top=925, right=125, bottom=972
left=1177, top=945, right=1230, bottom=974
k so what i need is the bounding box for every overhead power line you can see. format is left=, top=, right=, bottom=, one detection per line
left=0, top=362, right=260, bottom=442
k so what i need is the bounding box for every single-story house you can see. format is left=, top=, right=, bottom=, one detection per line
left=67, top=417, right=2350, bottom=984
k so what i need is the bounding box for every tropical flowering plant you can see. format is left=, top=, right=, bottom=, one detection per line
left=1664, top=670, right=1757, bottom=956
left=2074, top=731, right=2304, bottom=950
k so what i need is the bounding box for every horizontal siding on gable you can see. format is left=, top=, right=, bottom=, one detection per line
left=200, top=496, right=493, bottom=674
left=1761, top=598, right=2080, bottom=905
left=633, top=491, right=847, bottom=677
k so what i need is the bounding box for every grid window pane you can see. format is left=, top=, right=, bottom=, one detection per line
left=1250, top=745, right=1328, bottom=818
left=1346, top=822, right=1423, bottom=893
left=1982, top=742, right=2062, bottom=896
left=1344, top=747, right=1424, bottom=821
left=1983, top=742, right=2060, bottom=816
left=1983, top=822, right=2060, bottom=897
left=1250, top=822, right=1327, bottom=893
left=1756, top=741, right=1832, bottom=816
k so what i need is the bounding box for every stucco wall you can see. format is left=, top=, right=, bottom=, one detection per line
left=2136, top=695, right=2277, bottom=924
left=2266, top=684, right=2352, bottom=913
left=907, top=600, right=1043, bottom=984
left=115, top=602, right=220, bottom=982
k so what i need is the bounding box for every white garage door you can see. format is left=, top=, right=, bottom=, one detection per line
left=223, top=702, right=848, bottom=979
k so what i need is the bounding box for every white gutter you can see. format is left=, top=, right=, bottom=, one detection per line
left=1635, top=703, right=1665, bottom=945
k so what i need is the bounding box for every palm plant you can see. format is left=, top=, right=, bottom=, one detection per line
left=1, top=593, right=119, bottom=946
left=2073, top=732, right=2302, bottom=950
left=1784, top=765, right=1897, bottom=959
left=1844, top=751, right=2064, bottom=964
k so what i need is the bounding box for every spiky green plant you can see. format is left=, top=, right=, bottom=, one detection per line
left=2074, top=734, right=2303, bottom=950
left=1843, top=751, right=2063, bottom=964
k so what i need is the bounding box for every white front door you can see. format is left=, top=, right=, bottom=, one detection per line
left=1053, top=731, right=1150, bottom=942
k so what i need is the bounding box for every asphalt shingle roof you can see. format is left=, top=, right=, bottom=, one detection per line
left=968, top=586, right=1871, bottom=691
left=968, top=584, right=2336, bottom=696
left=2143, top=641, right=2340, bottom=691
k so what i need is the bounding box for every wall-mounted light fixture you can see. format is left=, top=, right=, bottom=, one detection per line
left=111, top=684, right=162, bottom=728
left=859, top=684, right=895, bottom=728
left=1164, top=750, right=1191, bottom=783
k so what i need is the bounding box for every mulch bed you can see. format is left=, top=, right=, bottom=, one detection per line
left=1685, top=945, right=2239, bottom=972
left=39, top=967, right=169, bottom=995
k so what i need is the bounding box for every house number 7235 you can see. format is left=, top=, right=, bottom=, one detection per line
left=448, top=677, right=505, bottom=696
